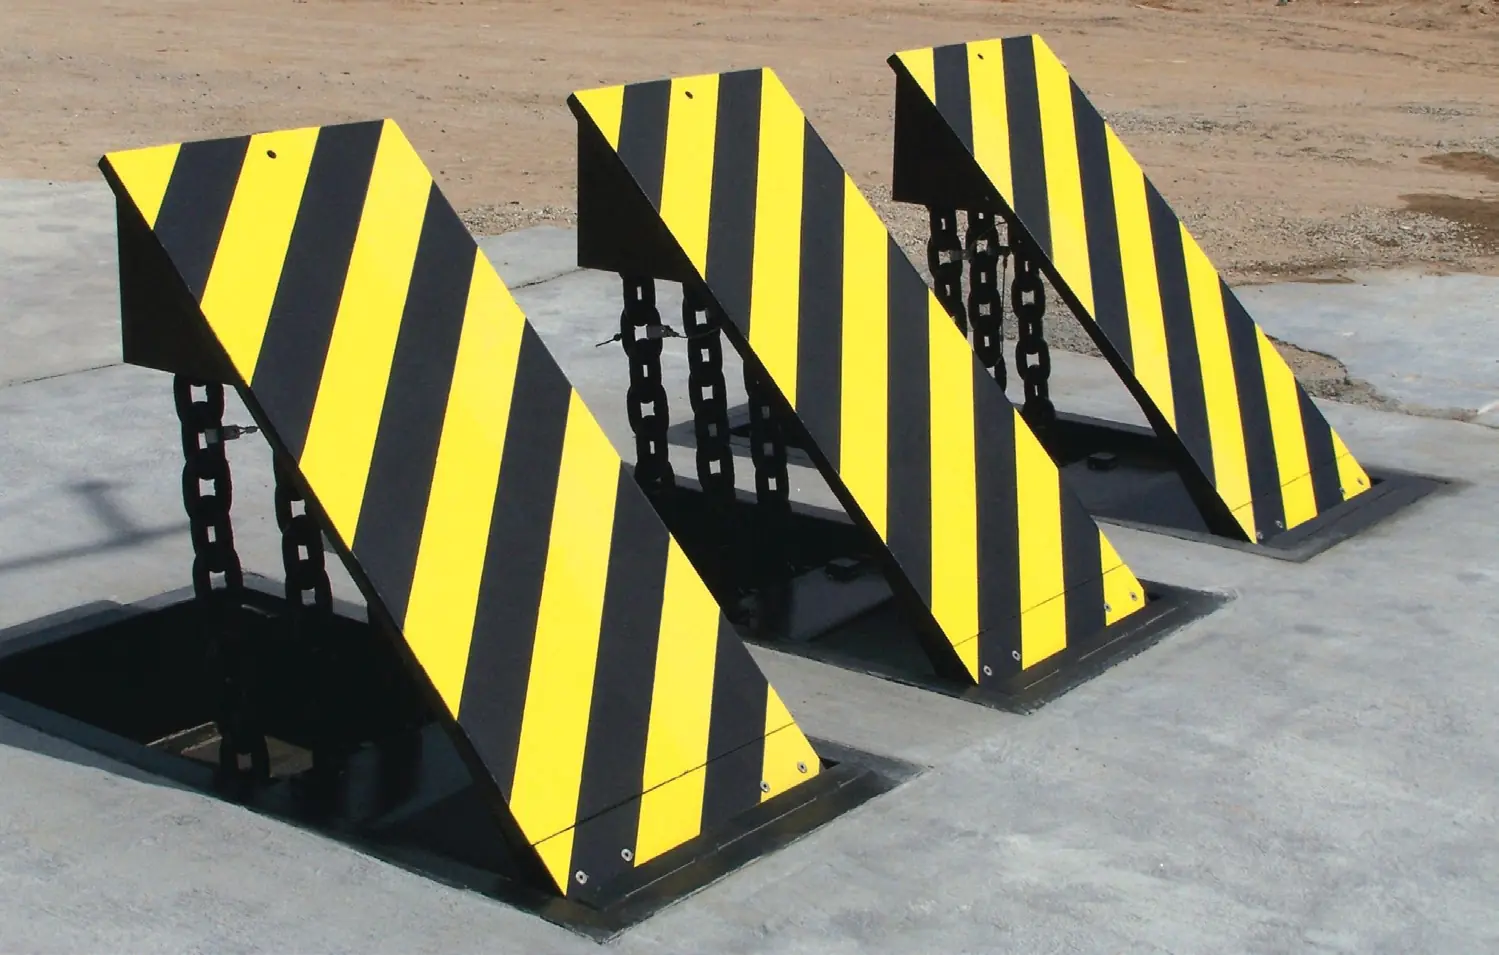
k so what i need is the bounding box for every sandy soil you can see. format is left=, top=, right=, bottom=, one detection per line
left=4, top=0, right=1497, bottom=401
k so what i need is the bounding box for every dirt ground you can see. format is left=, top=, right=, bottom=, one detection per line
left=4, top=0, right=1497, bottom=402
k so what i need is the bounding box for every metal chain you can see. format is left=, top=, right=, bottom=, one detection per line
left=1010, top=236, right=1055, bottom=428
left=172, top=377, right=268, bottom=784
left=927, top=208, right=967, bottom=335
left=174, top=377, right=245, bottom=602
left=681, top=285, right=736, bottom=504
left=620, top=276, right=676, bottom=497
left=744, top=370, right=790, bottom=518
left=743, top=366, right=792, bottom=634
left=965, top=210, right=1008, bottom=390
left=273, top=454, right=333, bottom=621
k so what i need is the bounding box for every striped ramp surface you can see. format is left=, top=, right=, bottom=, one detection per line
left=569, top=70, right=1147, bottom=686
left=99, top=119, right=821, bottom=900
left=889, top=36, right=1372, bottom=544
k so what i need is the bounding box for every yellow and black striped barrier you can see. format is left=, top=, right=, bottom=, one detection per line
left=888, top=36, right=1373, bottom=546
left=98, top=119, right=824, bottom=905
left=569, top=70, right=1153, bottom=691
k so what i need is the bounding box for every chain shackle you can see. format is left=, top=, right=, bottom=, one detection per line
left=927, top=207, right=968, bottom=335
left=620, top=276, right=676, bottom=497
left=173, top=376, right=244, bottom=601
left=682, top=285, right=736, bottom=503
left=1010, top=238, right=1055, bottom=428
left=965, top=210, right=1008, bottom=389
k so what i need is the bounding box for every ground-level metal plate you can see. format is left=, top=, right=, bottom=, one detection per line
left=1033, top=411, right=1451, bottom=562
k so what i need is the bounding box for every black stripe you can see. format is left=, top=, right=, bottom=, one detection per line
left=1002, top=37, right=1051, bottom=256
left=1220, top=284, right=1286, bottom=538
left=972, top=363, right=1022, bottom=677
left=250, top=121, right=383, bottom=458
left=1145, top=181, right=1215, bottom=488
left=151, top=136, right=250, bottom=300
left=704, top=70, right=763, bottom=334
left=1299, top=389, right=1345, bottom=511
left=1071, top=82, right=1132, bottom=367
left=700, top=618, right=769, bottom=826
left=349, top=187, right=473, bottom=625
left=696, top=732, right=770, bottom=835
left=794, top=128, right=844, bottom=466
left=884, top=242, right=934, bottom=605
left=617, top=80, right=672, bottom=212
left=1059, top=496, right=1107, bottom=647
left=458, top=325, right=572, bottom=797
left=567, top=732, right=767, bottom=903
left=932, top=43, right=974, bottom=152
left=568, top=476, right=669, bottom=880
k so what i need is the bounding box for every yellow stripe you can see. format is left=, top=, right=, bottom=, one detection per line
left=1254, top=327, right=1318, bottom=530
left=927, top=299, right=980, bottom=679
left=660, top=74, right=720, bottom=274
left=1181, top=228, right=1255, bottom=538
left=1014, top=413, right=1067, bottom=667
left=966, top=39, right=1013, bottom=202
left=633, top=541, right=719, bottom=865
left=1032, top=38, right=1093, bottom=317
left=509, top=396, right=620, bottom=885
left=1106, top=128, right=1176, bottom=430
left=748, top=71, right=805, bottom=400
left=399, top=256, right=526, bottom=714
left=1099, top=533, right=1144, bottom=626
left=839, top=182, right=889, bottom=539
left=105, top=143, right=181, bottom=228
left=197, top=127, right=319, bottom=379
left=1332, top=432, right=1371, bottom=500
left=760, top=688, right=820, bottom=804
left=898, top=47, right=936, bottom=100
left=298, top=122, right=432, bottom=540
left=574, top=85, right=625, bottom=150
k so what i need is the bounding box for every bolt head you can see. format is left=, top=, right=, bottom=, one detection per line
left=1104, top=603, right=1112, bottom=613
left=759, top=780, right=771, bottom=793
left=796, top=761, right=808, bottom=774
left=1010, top=650, right=1021, bottom=661
left=620, top=848, right=634, bottom=863
left=575, top=870, right=588, bottom=885
left=982, top=664, right=994, bottom=676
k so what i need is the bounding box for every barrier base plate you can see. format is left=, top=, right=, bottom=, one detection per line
left=0, top=577, right=916, bottom=940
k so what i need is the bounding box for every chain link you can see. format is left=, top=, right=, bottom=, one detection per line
left=681, top=285, right=736, bottom=503
left=927, top=208, right=967, bottom=335
left=965, top=210, right=1009, bottom=390
left=620, top=276, right=676, bottom=497
left=1010, top=236, right=1055, bottom=428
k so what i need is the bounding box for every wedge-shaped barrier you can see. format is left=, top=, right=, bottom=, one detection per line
left=888, top=36, right=1374, bottom=547
left=98, top=119, right=823, bottom=904
left=569, top=70, right=1157, bottom=692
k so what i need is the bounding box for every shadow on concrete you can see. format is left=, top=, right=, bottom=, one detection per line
left=0, top=479, right=184, bottom=577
